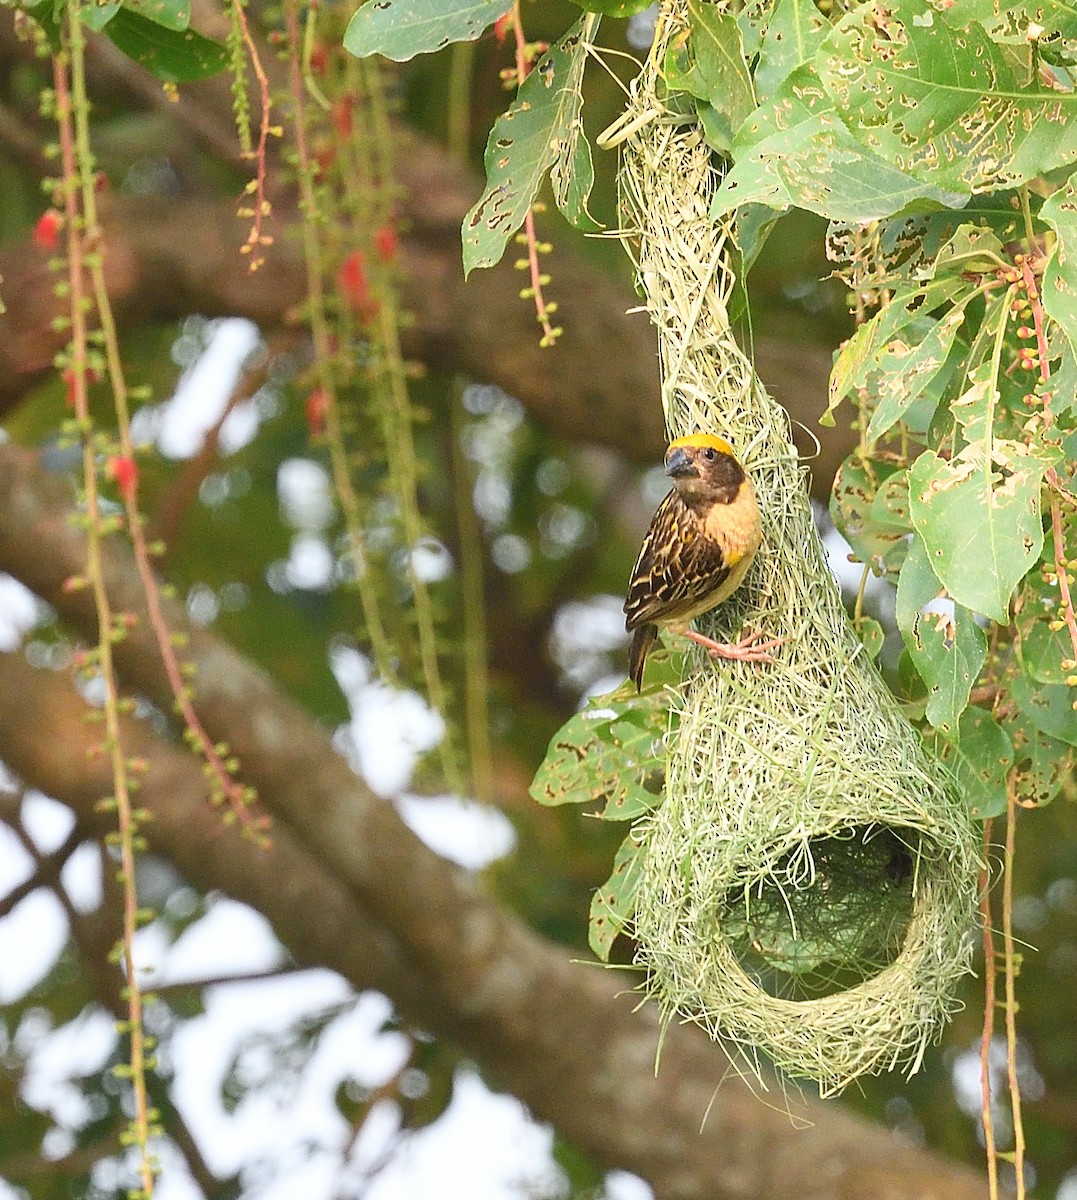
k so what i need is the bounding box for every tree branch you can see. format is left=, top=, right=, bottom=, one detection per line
left=0, top=18, right=849, bottom=487
left=0, top=441, right=987, bottom=1200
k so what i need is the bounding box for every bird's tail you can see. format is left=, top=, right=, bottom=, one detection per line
left=629, top=624, right=658, bottom=692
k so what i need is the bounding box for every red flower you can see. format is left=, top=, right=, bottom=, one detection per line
left=374, top=224, right=397, bottom=263
left=33, top=209, right=62, bottom=250
left=332, top=96, right=355, bottom=139
left=337, top=250, right=379, bottom=322
left=493, top=10, right=513, bottom=43
left=314, top=145, right=336, bottom=178
left=62, top=367, right=78, bottom=409
left=305, top=388, right=328, bottom=438
left=108, top=455, right=139, bottom=501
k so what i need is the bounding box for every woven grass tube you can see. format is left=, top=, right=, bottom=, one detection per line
left=615, top=5, right=981, bottom=1095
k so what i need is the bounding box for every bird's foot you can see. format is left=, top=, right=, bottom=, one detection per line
left=681, top=627, right=785, bottom=664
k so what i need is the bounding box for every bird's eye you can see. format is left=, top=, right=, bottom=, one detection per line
left=703, top=448, right=716, bottom=460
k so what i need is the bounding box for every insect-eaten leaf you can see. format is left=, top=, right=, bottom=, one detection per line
left=827, top=277, right=965, bottom=441
left=752, top=0, right=830, bottom=100
left=529, top=686, right=668, bottom=817
left=1009, top=706, right=1073, bottom=810
left=907, top=380, right=1054, bottom=624
left=462, top=14, right=600, bottom=276
left=829, top=458, right=909, bottom=577
left=667, top=0, right=754, bottom=152
left=819, top=0, right=1077, bottom=195
left=588, top=832, right=642, bottom=961
left=895, top=538, right=985, bottom=735
left=1041, top=174, right=1077, bottom=363
left=712, top=64, right=965, bottom=223
left=1010, top=669, right=1077, bottom=749
left=933, top=707, right=1013, bottom=820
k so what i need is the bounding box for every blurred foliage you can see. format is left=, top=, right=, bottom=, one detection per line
left=2, top=0, right=1077, bottom=1196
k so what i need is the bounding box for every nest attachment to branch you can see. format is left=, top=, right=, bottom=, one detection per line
left=615, top=6, right=981, bottom=1096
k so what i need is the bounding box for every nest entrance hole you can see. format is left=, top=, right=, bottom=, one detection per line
left=720, top=825, right=918, bottom=1002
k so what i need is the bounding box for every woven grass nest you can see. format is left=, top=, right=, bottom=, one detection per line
left=613, top=5, right=982, bottom=1095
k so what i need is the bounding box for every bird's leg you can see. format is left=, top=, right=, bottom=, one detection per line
left=678, top=625, right=785, bottom=664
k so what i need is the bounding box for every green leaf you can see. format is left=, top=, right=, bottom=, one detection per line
left=935, top=707, right=1013, bottom=820
left=907, top=377, right=1051, bottom=623
left=1010, top=670, right=1077, bottom=748
left=1015, top=512, right=1077, bottom=683
left=958, top=0, right=1077, bottom=42
left=818, top=0, right=1077, bottom=194
left=80, top=2, right=121, bottom=32
left=566, top=0, right=651, bottom=13
left=931, top=223, right=1008, bottom=279
left=712, top=65, right=965, bottom=222
left=1010, top=707, right=1073, bottom=809
left=588, top=833, right=642, bottom=961
left=529, top=689, right=667, bottom=816
left=550, top=18, right=601, bottom=233
left=123, top=0, right=189, bottom=31
left=669, top=0, right=754, bottom=151
left=1041, top=176, right=1077, bottom=361
left=753, top=0, right=830, bottom=99
left=344, top=0, right=509, bottom=62
left=895, top=538, right=986, bottom=735
left=826, top=276, right=963, bottom=432
left=462, top=16, right=597, bottom=276
left=734, top=203, right=781, bottom=278
left=854, top=615, right=885, bottom=660
left=100, top=9, right=227, bottom=81
left=830, top=458, right=909, bottom=576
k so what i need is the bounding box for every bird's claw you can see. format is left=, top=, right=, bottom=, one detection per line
left=683, top=627, right=785, bottom=664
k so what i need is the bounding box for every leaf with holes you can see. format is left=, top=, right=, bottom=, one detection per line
left=462, top=15, right=597, bottom=275
left=1010, top=707, right=1072, bottom=809
left=588, top=832, right=642, bottom=961
left=907, top=371, right=1054, bottom=622
left=855, top=616, right=885, bottom=660
left=830, top=458, right=909, bottom=576
left=1015, top=514, right=1077, bottom=684
left=1041, top=176, right=1077, bottom=362
left=344, top=0, right=510, bottom=61
left=529, top=687, right=667, bottom=816
left=934, top=707, right=1013, bottom=819
left=895, top=538, right=986, bottom=735
left=826, top=277, right=964, bottom=432
left=819, top=0, right=1077, bottom=194
left=669, top=0, right=754, bottom=152
left=753, top=0, right=830, bottom=99
left=1010, top=669, right=1077, bottom=748
left=712, top=65, right=965, bottom=222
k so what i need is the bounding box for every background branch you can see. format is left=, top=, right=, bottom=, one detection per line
left=0, top=443, right=987, bottom=1200
left=0, top=19, right=848, bottom=488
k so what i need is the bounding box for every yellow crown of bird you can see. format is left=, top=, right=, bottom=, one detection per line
left=666, top=432, right=737, bottom=459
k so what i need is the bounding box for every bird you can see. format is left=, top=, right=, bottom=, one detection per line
left=623, top=432, right=778, bottom=691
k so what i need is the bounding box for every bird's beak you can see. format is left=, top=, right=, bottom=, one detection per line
left=664, top=447, right=697, bottom=479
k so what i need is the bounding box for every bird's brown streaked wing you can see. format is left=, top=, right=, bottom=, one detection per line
left=624, top=493, right=730, bottom=630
